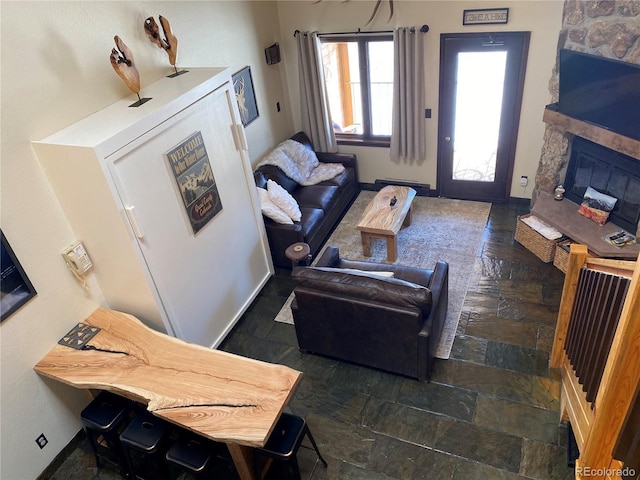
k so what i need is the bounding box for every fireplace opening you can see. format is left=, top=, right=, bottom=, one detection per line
left=564, top=136, right=640, bottom=234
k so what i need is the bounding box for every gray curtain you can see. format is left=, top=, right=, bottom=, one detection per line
left=390, top=27, right=426, bottom=163
left=296, top=31, right=337, bottom=153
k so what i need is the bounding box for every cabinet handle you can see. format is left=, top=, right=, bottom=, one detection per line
left=125, top=206, right=145, bottom=239
left=231, top=124, right=247, bottom=152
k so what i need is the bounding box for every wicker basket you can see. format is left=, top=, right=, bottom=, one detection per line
left=515, top=214, right=563, bottom=263
left=553, top=240, right=573, bottom=273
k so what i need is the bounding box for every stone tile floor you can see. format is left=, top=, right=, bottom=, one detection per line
left=40, top=201, right=574, bottom=480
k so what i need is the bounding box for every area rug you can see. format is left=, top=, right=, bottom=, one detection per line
left=274, top=190, right=491, bottom=359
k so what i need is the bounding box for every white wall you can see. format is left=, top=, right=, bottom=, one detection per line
left=276, top=0, right=564, bottom=199
left=0, top=2, right=290, bottom=478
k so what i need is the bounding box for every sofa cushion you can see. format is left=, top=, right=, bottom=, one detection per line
left=292, top=266, right=432, bottom=317
left=316, top=167, right=354, bottom=188
left=299, top=207, right=325, bottom=236
left=267, top=180, right=301, bottom=222
left=256, top=165, right=299, bottom=193
left=290, top=131, right=314, bottom=149
left=293, top=185, right=339, bottom=210
left=301, top=163, right=345, bottom=186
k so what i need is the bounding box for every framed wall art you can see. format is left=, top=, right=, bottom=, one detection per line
left=232, top=66, right=259, bottom=127
left=1, top=230, right=37, bottom=322
left=463, top=8, right=509, bottom=25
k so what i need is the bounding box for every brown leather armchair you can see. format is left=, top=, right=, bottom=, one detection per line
left=291, top=247, right=449, bottom=382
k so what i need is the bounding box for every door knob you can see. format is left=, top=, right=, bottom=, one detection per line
left=444, top=136, right=451, bottom=142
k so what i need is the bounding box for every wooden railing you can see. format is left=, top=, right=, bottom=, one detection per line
left=551, top=244, right=640, bottom=480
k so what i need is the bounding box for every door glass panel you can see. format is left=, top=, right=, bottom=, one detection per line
left=452, top=51, right=507, bottom=182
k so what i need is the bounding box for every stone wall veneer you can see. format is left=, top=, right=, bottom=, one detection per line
left=532, top=0, right=640, bottom=203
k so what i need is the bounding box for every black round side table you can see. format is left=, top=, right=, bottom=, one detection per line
left=285, top=242, right=311, bottom=268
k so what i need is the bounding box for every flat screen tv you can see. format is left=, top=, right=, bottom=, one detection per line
left=558, top=49, right=640, bottom=141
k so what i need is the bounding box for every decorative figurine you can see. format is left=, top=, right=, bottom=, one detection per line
left=554, top=184, right=565, bottom=201
left=144, top=15, right=186, bottom=77
left=109, top=36, right=151, bottom=107
left=110, top=35, right=140, bottom=94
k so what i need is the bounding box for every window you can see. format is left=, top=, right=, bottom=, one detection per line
left=320, top=35, right=394, bottom=146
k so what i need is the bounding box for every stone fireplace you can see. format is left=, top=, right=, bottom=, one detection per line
left=533, top=0, right=640, bottom=225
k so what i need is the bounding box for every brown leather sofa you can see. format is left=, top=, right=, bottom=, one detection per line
left=254, top=132, right=359, bottom=268
left=291, top=247, right=449, bottom=382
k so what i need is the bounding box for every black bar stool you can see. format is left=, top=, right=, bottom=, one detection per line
left=80, top=391, right=133, bottom=476
left=119, top=411, right=170, bottom=480
left=254, top=413, right=327, bottom=480
left=166, top=435, right=236, bottom=479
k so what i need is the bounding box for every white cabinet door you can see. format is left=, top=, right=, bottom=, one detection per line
left=108, top=83, right=269, bottom=346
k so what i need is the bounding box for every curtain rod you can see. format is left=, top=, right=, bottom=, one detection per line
left=294, top=25, right=429, bottom=37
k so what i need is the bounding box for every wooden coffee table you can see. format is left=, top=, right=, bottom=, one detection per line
left=355, top=185, right=417, bottom=262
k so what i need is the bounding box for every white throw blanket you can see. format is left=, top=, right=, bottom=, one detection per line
left=257, top=139, right=345, bottom=186
left=521, top=214, right=564, bottom=240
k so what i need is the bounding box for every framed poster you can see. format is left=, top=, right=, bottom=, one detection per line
left=166, top=131, right=223, bottom=235
left=463, top=8, right=509, bottom=25
left=1, top=230, right=36, bottom=322
left=232, top=66, right=259, bottom=126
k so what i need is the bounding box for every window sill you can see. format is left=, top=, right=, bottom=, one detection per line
left=336, top=138, right=390, bottom=148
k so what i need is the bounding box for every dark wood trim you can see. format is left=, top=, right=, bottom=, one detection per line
left=336, top=136, right=390, bottom=147
left=502, top=31, right=531, bottom=200
left=543, top=105, right=640, bottom=160
left=436, top=31, right=531, bottom=202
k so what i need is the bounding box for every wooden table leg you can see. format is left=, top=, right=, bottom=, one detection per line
left=227, top=443, right=256, bottom=480
left=403, top=207, right=412, bottom=226
left=361, top=231, right=372, bottom=257
left=386, top=235, right=397, bottom=262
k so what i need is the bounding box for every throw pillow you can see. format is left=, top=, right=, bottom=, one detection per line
left=257, top=187, right=293, bottom=225
left=577, top=186, right=617, bottom=226
left=267, top=179, right=301, bottom=222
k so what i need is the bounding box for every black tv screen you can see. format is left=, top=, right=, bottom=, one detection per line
left=558, top=49, right=640, bottom=141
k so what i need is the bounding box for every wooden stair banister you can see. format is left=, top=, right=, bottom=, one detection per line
left=551, top=244, right=640, bottom=480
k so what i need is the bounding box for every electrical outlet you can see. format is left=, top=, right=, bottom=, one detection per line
left=36, top=433, right=48, bottom=449
left=520, top=176, right=528, bottom=187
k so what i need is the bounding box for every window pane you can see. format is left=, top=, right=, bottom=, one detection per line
left=368, top=41, right=394, bottom=136
left=321, top=42, right=361, bottom=134
left=347, top=43, right=362, bottom=133
left=321, top=36, right=393, bottom=140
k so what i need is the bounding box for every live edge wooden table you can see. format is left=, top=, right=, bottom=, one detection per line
left=356, top=185, right=417, bottom=262
left=33, top=308, right=302, bottom=480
